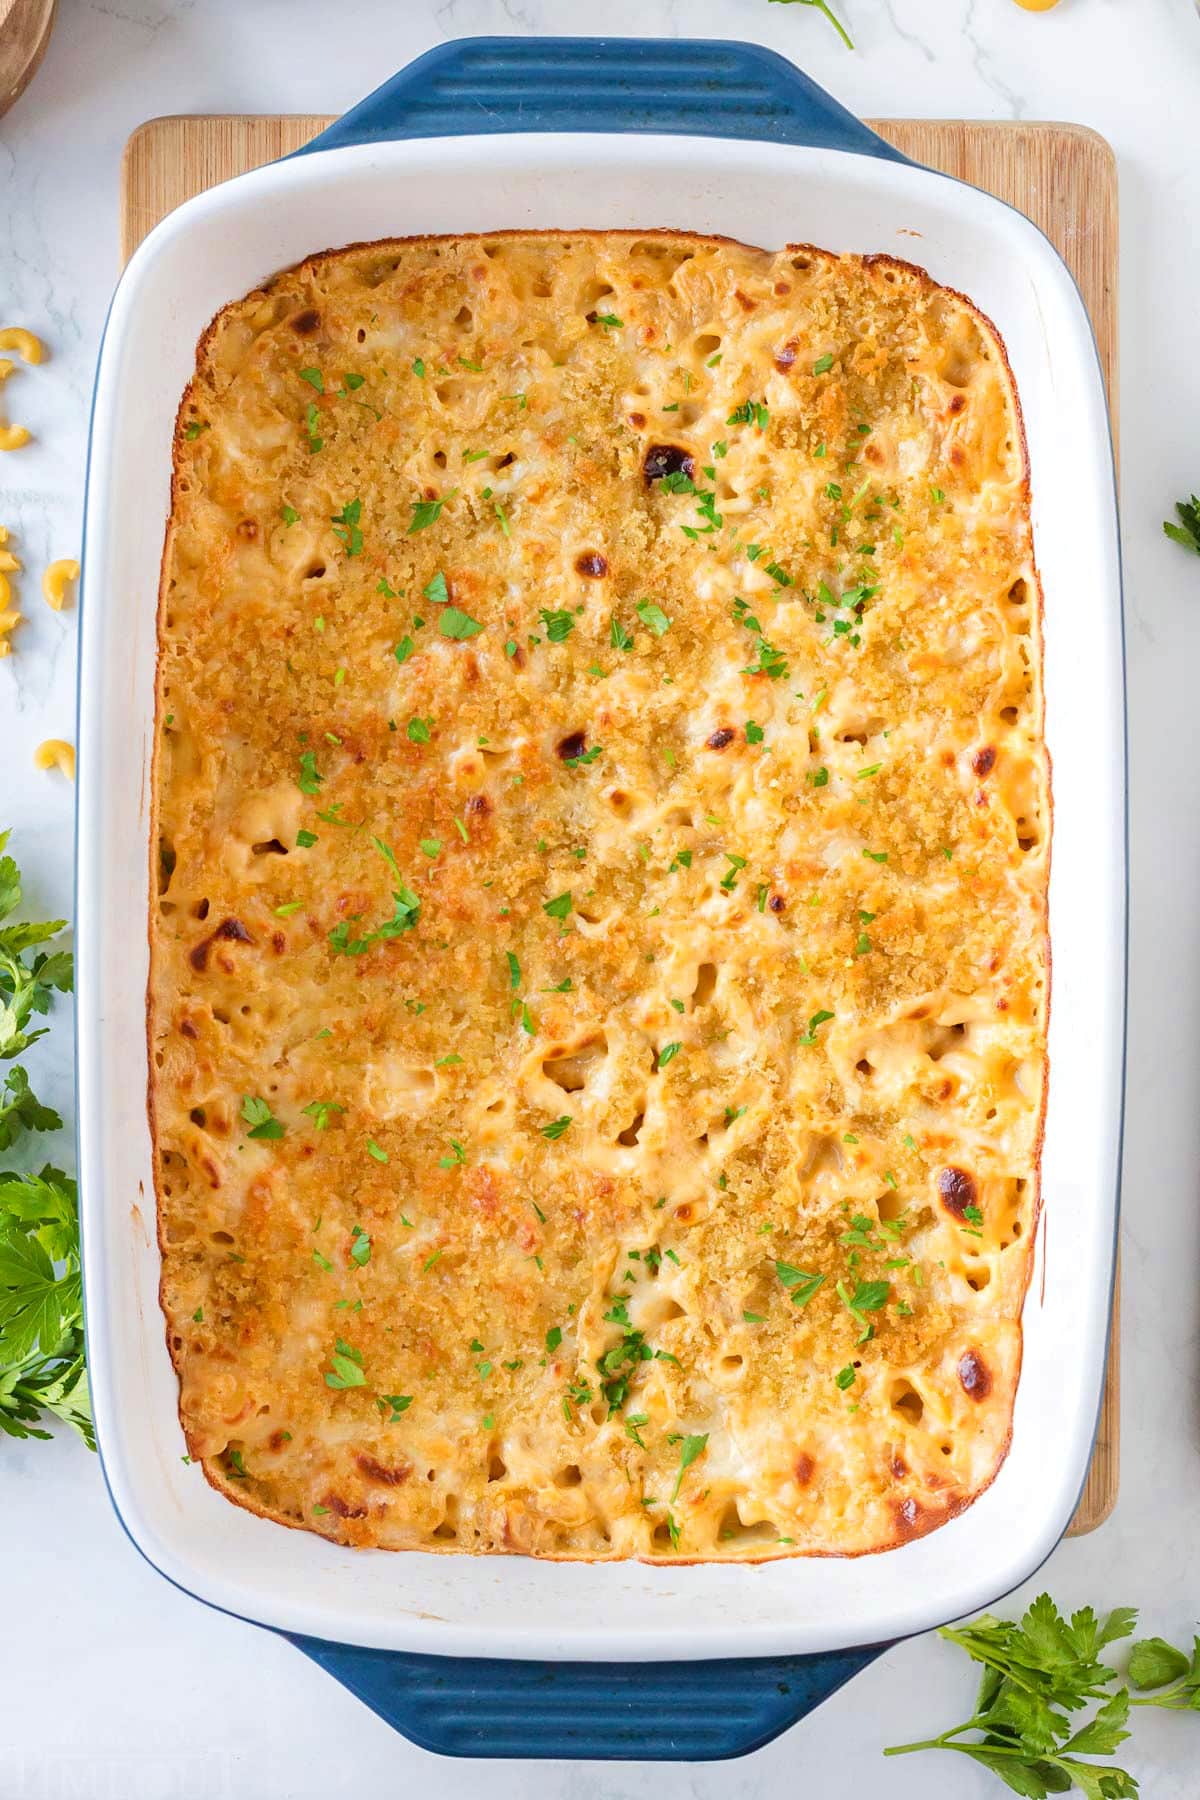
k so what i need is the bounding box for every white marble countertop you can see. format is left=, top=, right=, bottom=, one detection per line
left=2, top=0, right=1198, bottom=1793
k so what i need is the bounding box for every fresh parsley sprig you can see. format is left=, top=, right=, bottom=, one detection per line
left=768, top=0, right=854, bottom=50
left=1163, top=494, right=1200, bottom=555
left=1128, top=1635, right=1200, bottom=1711
left=0, top=831, right=87, bottom=1449
left=885, top=1591, right=1200, bottom=1795
left=0, top=830, right=73, bottom=1063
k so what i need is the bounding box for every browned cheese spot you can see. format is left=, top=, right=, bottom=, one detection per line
left=957, top=1349, right=992, bottom=1401
left=936, top=1165, right=977, bottom=1221
left=643, top=444, right=694, bottom=486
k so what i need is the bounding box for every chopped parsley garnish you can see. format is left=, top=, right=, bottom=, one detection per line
left=635, top=599, right=671, bottom=636
left=297, top=751, right=323, bottom=795
left=281, top=505, right=299, bottom=527
left=406, top=716, right=432, bottom=744
left=745, top=720, right=765, bottom=745
left=835, top=1364, right=856, bottom=1391
left=541, top=1115, right=572, bottom=1140
left=302, top=1100, right=344, bottom=1130
left=610, top=615, right=634, bottom=651
left=331, top=497, right=363, bottom=556
left=439, top=607, right=483, bottom=640
left=543, top=891, right=572, bottom=920
left=240, top=1096, right=283, bottom=1140
left=296, top=828, right=318, bottom=848
left=592, top=312, right=623, bottom=329
left=366, top=1138, right=388, bottom=1164
left=423, top=570, right=449, bottom=604
left=324, top=1339, right=366, bottom=1389
left=776, top=1262, right=826, bottom=1307
left=419, top=838, right=441, bottom=858
left=349, top=1225, right=371, bottom=1267
left=408, top=493, right=453, bottom=535
left=813, top=353, right=834, bottom=375
left=377, top=1394, right=413, bottom=1423
left=671, top=1432, right=709, bottom=1501
left=539, top=607, right=576, bottom=643
left=546, top=1325, right=563, bottom=1353
left=798, top=1009, right=834, bottom=1046
left=726, top=398, right=769, bottom=430
left=328, top=836, right=420, bottom=955
left=741, top=636, right=789, bottom=680
left=657, top=1041, right=682, bottom=1068
left=299, top=367, right=323, bottom=392
left=304, top=403, right=322, bottom=454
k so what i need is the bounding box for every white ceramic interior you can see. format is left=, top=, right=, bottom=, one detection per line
left=76, top=131, right=1124, bottom=1662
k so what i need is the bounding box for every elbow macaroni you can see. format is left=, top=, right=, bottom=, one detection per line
left=34, top=739, right=75, bottom=780
left=150, top=233, right=1047, bottom=1561
left=42, top=558, right=79, bottom=611
left=0, top=327, right=45, bottom=451
left=0, top=533, right=20, bottom=655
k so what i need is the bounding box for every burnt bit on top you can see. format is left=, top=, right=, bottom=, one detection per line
left=971, top=745, right=997, bottom=778
left=574, top=551, right=608, bottom=579
left=291, top=309, right=320, bottom=335
left=557, top=731, right=587, bottom=762
left=706, top=727, right=736, bottom=751
left=189, top=916, right=252, bottom=973
left=643, top=444, right=694, bottom=487
left=936, top=1166, right=978, bottom=1221
left=957, top=1349, right=992, bottom=1401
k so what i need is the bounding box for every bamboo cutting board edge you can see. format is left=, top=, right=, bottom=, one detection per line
left=120, top=114, right=1119, bottom=1537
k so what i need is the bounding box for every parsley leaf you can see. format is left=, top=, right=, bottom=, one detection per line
left=296, top=751, right=323, bottom=796
left=775, top=1262, right=826, bottom=1308
left=635, top=599, right=672, bottom=637
left=0, top=1163, right=93, bottom=1448
left=0, top=834, right=72, bottom=1064
left=0, top=1067, right=61, bottom=1153
left=240, top=1095, right=284, bottom=1140
left=610, top=615, right=634, bottom=651
left=1164, top=494, right=1200, bottom=555
left=541, top=1115, right=572, bottom=1140
left=440, top=606, right=484, bottom=640
left=539, top=607, right=576, bottom=643
left=377, top=1393, right=413, bottom=1423
left=671, top=1432, right=708, bottom=1501
left=408, top=493, right=453, bottom=535
left=331, top=497, right=363, bottom=556
left=324, top=1339, right=366, bottom=1389
left=543, top=892, right=572, bottom=921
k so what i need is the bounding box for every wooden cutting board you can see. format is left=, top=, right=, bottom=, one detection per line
left=120, top=115, right=1119, bottom=1536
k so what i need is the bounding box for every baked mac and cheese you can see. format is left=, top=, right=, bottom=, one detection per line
left=151, top=233, right=1047, bottom=1560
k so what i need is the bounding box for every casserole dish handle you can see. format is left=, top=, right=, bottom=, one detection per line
left=292, top=35, right=911, bottom=164
left=287, top=1633, right=885, bottom=1761
left=279, top=32, right=900, bottom=1760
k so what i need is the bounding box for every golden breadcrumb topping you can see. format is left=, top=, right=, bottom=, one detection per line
left=151, top=233, right=1047, bottom=1560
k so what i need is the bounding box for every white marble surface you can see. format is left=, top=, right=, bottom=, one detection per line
left=2, top=0, right=1199, bottom=1793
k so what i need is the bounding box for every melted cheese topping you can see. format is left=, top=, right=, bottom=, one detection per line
left=151, top=233, right=1047, bottom=1560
